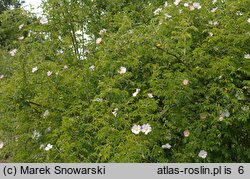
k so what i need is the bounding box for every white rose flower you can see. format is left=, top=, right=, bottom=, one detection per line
left=9, top=49, right=17, bottom=56
left=153, top=8, right=162, bottom=15
left=18, top=36, right=24, bottom=40
left=208, top=32, right=214, bottom=36
left=198, top=150, right=207, bottom=159
left=118, top=66, right=127, bottom=74
left=112, top=108, right=118, bottom=117
left=164, top=1, right=168, bottom=7
left=141, top=124, right=152, bottom=135
left=45, top=143, right=53, bottom=151
left=209, top=21, right=219, bottom=26
left=164, top=13, right=172, bottom=19
left=40, top=17, right=48, bottom=25
left=131, top=125, right=141, bottom=134
left=64, top=65, right=68, bottom=69
left=47, top=71, right=52, bottom=76
left=43, top=110, right=49, bottom=117
left=89, top=65, right=95, bottom=71
left=95, top=98, right=102, bottom=102
left=244, top=54, right=250, bottom=59
left=132, top=88, right=140, bottom=97
left=32, top=66, right=38, bottom=73
left=211, top=7, right=218, bottom=12
left=0, top=141, right=4, bottom=149
left=162, top=143, right=171, bottom=149
left=99, top=29, right=107, bottom=35
left=19, top=24, right=24, bottom=30
left=147, top=93, right=153, bottom=98
left=236, top=11, right=243, bottom=16
left=174, top=0, right=181, bottom=6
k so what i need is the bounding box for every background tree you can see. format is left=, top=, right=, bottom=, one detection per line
left=0, top=0, right=24, bottom=13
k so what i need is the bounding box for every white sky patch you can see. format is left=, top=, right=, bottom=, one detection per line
left=22, top=0, right=43, bottom=15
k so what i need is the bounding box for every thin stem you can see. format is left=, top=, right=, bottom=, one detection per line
left=28, top=101, right=64, bottom=112
left=155, top=45, right=180, bottom=60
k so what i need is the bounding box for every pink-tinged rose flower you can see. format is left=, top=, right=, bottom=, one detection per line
left=183, top=79, right=189, bottom=85
left=189, top=5, right=195, bottom=11
left=219, top=114, right=224, bottom=121
left=183, top=130, right=190, bottom=137
left=193, top=2, right=201, bottom=9
left=96, top=38, right=102, bottom=44
left=40, top=17, right=48, bottom=25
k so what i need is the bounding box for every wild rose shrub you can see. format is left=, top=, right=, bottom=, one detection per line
left=0, top=0, right=249, bottom=162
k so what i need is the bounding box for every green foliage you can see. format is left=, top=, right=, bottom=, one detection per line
left=0, top=0, right=249, bottom=162
left=0, top=0, right=24, bottom=13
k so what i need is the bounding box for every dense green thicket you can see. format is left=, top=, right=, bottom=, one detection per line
left=0, top=0, right=249, bottom=162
